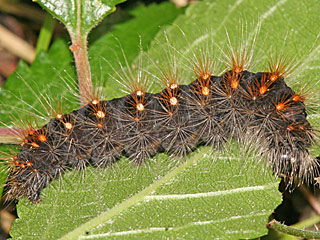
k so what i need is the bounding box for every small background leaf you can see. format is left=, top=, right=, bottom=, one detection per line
left=35, top=0, right=125, bottom=37
left=89, top=2, right=184, bottom=99
left=1, top=39, right=76, bottom=123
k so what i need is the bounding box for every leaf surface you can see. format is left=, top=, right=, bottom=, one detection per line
left=35, top=0, right=125, bottom=37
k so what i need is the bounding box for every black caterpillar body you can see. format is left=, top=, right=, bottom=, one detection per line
left=4, top=69, right=318, bottom=202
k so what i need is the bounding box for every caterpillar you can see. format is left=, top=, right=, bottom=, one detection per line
left=1, top=44, right=319, bottom=204
left=1, top=1, right=320, bottom=239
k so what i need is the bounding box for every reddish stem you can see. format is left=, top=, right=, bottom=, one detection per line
left=68, top=0, right=93, bottom=106
left=69, top=36, right=92, bottom=106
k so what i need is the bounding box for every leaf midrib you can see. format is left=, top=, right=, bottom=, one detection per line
left=59, top=148, right=208, bottom=239
left=77, top=211, right=269, bottom=239
left=144, top=182, right=278, bottom=200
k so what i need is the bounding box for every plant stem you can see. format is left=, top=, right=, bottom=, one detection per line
left=69, top=0, right=93, bottom=106
left=70, top=36, right=92, bottom=106
left=268, top=219, right=320, bottom=239
left=36, top=13, right=55, bottom=55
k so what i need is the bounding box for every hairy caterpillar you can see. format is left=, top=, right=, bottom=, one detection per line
left=0, top=0, right=319, bottom=211
left=1, top=42, right=319, bottom=203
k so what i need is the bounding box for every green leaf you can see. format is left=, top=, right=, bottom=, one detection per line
left=0, top=39, right=76, bottom=124
left=35, top=0, right=125, bottom=38
left=89, top=2, right=184, bottom=99
left=11, top=146, right=281, bottom=240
